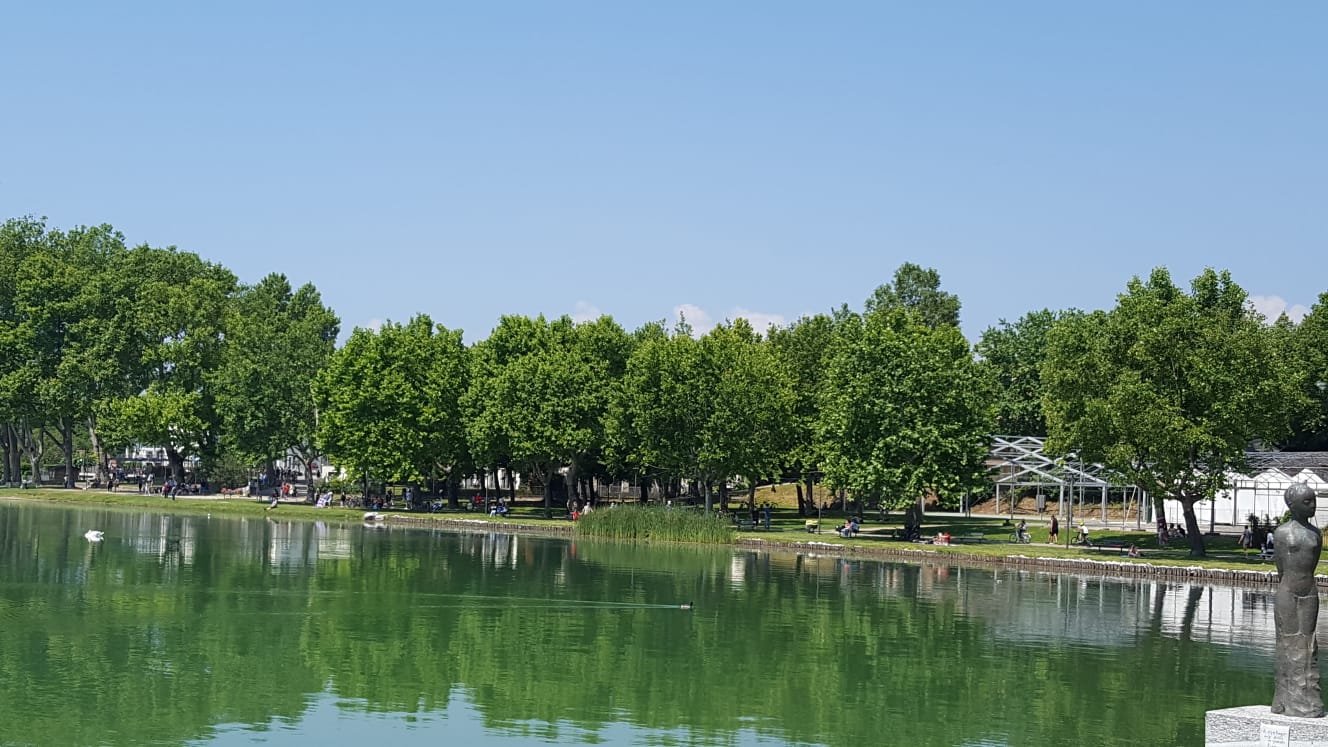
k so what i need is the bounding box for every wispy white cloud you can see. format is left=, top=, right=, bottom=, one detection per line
left=671, top=304, right=786, bottom=337
left=1249, top=295, right=1310, bottom=324
left=571, top=301, right=602, bottom=323
left=361, top=318, right=384, bottom=332
left=732, top=307, right=787, bottom=334
left=672, top=304, right=714, bottom=337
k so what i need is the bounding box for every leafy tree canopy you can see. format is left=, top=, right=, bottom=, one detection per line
left=1042, top=267, right=1307, bottom=556
left=864, top=262, right=961, bottom=329
left=817, top=306, right=992, bottom=509
left=976, top=308, right=1076, bottom=436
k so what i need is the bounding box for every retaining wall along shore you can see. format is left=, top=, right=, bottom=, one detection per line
left=389, top=513, right=1308, bottom=588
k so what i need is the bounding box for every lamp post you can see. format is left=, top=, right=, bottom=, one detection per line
left=1065, top=453, right=1076, bottom=549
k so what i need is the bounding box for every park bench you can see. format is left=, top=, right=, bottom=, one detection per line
left=733, top=515, right=758, bottom=531
left=1086, top=540, right=1132, bottom=555
left=805, top=520, right=820, bottom=534
left=952, top=532, right=986, bottom=544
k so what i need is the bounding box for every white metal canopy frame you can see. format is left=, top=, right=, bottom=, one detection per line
left=987, top=435, right=1145, bottom=526
left=989, top=436, right=1328, bottom=529
left=1242, top=451, right=1328, bottom=473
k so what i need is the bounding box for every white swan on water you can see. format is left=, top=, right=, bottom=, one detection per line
left=84, top=530, right=104, bottom=542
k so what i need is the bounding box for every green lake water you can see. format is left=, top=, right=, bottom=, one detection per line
left=0, top=501, right=1307, bottom=746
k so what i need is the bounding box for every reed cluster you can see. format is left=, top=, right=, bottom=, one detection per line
left=575, top=505, right=735, bottom=544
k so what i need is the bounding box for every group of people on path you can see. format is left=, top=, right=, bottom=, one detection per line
left=1157, top=521, right=1188, bottom=546
left=1007, top=515, right=1093, bottom=546
left=569, top=498, right=594, bottom=520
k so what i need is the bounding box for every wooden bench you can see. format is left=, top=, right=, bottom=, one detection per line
left=733, top=515, right=758, bottom=531
left=952, top=532, right=986, bottom=544
left=805, top=520, right=820, bottom=534
left=1086, top=541, right=1131, bottom=555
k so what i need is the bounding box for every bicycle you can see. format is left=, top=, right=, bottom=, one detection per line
left=1009, top=530, right=1031, bottom=544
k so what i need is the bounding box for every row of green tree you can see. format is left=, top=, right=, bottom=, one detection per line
left=0, top=217, right=339, bottom=487
left=311, top=262, right=993, bottom=521
left=5, top=217, right=1328, bottom=556
left=296, top=260, right=1328, bottom=560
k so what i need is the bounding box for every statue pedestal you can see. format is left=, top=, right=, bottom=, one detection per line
left=1206, top=705, right=1328, bottom=745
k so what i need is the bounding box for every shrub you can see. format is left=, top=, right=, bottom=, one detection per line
left=575, top=505, right=735, bottom=544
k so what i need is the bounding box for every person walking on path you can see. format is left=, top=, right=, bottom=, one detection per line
left=1048, top=515, right=1059, bottom=544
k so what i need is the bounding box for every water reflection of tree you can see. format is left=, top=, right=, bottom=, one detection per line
left=0, top=504, right=1282, bottom=746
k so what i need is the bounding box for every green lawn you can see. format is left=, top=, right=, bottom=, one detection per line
left=0, top=487, right=575, bottom=526
left=732, top=507, right=1306, bottom=572
left=1, top=488, right=1307, bottom=572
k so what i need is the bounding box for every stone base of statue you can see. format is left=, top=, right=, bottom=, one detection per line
left=1206, top=705, right=1328, bottom=745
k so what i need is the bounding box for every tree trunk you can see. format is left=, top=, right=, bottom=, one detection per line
left=1181, top=497, right=1206, bottom=557
left=447, top=471, right=460, bottom=508
left=13, top=425, right=25, bottom=486
left=703, top=479, right=713, bottom=514
left=62, top=418, right=75, bottom=488
left=795, top=481, right=806, bottom=517
left=17, top=421, right=45, bottom=486
left=638, top=477, right=649, bottom=504
left=541, top=464, right=553, bottom=518
left=1, top=423, right=12, bottom=486
left=86, top=415, right=107, bottom=484
left=8, top=424, right=22, bottom=487
left=748, top=476, right=757, bottom=513
left=567, top=461, right=580, bottom=500
left=166, top=446, right=186, bottom=483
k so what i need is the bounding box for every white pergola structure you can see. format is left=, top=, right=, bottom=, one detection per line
left=988, top=435, right=1148, bottom=527
left=991, top=437, right=1328, bottom=529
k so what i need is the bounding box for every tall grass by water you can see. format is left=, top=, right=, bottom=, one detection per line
left=575, top=505, right=735, bottom=544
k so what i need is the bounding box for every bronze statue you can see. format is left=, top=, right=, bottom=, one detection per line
left=1272, top=482, right=1324, bottom=718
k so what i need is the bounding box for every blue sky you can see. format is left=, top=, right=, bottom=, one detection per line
left=3, top=2, right=1324, bottom=343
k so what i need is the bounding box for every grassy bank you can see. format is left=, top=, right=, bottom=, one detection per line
left=0, top=487, right=371, bottom=521
left=3, top=487, right=1312, bottom=575
left=575, top=505, right=735, bottom=543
